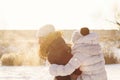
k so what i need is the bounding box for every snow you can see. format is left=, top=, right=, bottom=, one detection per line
left=0, top=66, right=54, bottom=80
left=112, top=47, right=120, bottom=59
left=0, top=64, right=120, bottom=80
left=105, top=64, right=120, bottom=80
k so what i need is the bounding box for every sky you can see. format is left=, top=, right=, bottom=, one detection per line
left=0, top=0, right=120, bottom=30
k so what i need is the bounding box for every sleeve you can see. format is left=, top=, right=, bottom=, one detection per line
left=49, top=52, right=82, bottom=76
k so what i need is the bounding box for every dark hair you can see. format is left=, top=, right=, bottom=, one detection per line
left=80, top=27, right=89, bottom=36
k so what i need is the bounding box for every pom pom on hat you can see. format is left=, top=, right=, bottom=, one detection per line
left=80, top=27, right=89, bottom=36
left=36, top=24, right=55, bottom=37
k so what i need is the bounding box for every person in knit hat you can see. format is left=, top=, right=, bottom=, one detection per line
left=37, top=24, right=82, bottom=80
left=49, top=27, right=107, bottom=80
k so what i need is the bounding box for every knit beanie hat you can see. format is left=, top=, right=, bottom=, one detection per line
left=36, top=24, right=55, bottom=38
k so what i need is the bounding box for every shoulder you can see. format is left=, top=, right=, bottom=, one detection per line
left=83, top=32, right=98, bottom=40
left=75, top=32, right=99, bottom=44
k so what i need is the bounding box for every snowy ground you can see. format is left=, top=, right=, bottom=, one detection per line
left=105, top=64, right=120, bottom=80
left=0, top=64, right=120, bottom=80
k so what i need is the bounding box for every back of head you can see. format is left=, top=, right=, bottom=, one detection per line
left=80, top=27, right=89, bottom=36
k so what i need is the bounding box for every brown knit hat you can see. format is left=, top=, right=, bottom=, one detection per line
left=80, top=27, right=90, bottom=36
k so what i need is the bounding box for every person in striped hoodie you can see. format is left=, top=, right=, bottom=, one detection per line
left=49, top=27, right=107, bottom=80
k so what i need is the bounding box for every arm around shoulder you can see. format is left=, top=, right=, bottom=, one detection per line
left=49, top=52, right=82, bottom=76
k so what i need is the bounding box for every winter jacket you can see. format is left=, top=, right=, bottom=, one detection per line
left=49, top=32, right=107, bottom=80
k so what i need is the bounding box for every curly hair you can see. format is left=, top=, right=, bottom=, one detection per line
left=39, top=31, right=62, bottom=60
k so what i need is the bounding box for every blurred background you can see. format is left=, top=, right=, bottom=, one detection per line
left=0, top=0, right=120, bottom=80
left=0, top=0, right=120, bottom=66
left=0, top=29, right=120, bottom=66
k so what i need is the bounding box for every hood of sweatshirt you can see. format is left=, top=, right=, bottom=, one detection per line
left=76, top=32, right=99, bottom=44
left=72, top=33, right=102, bottom=55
